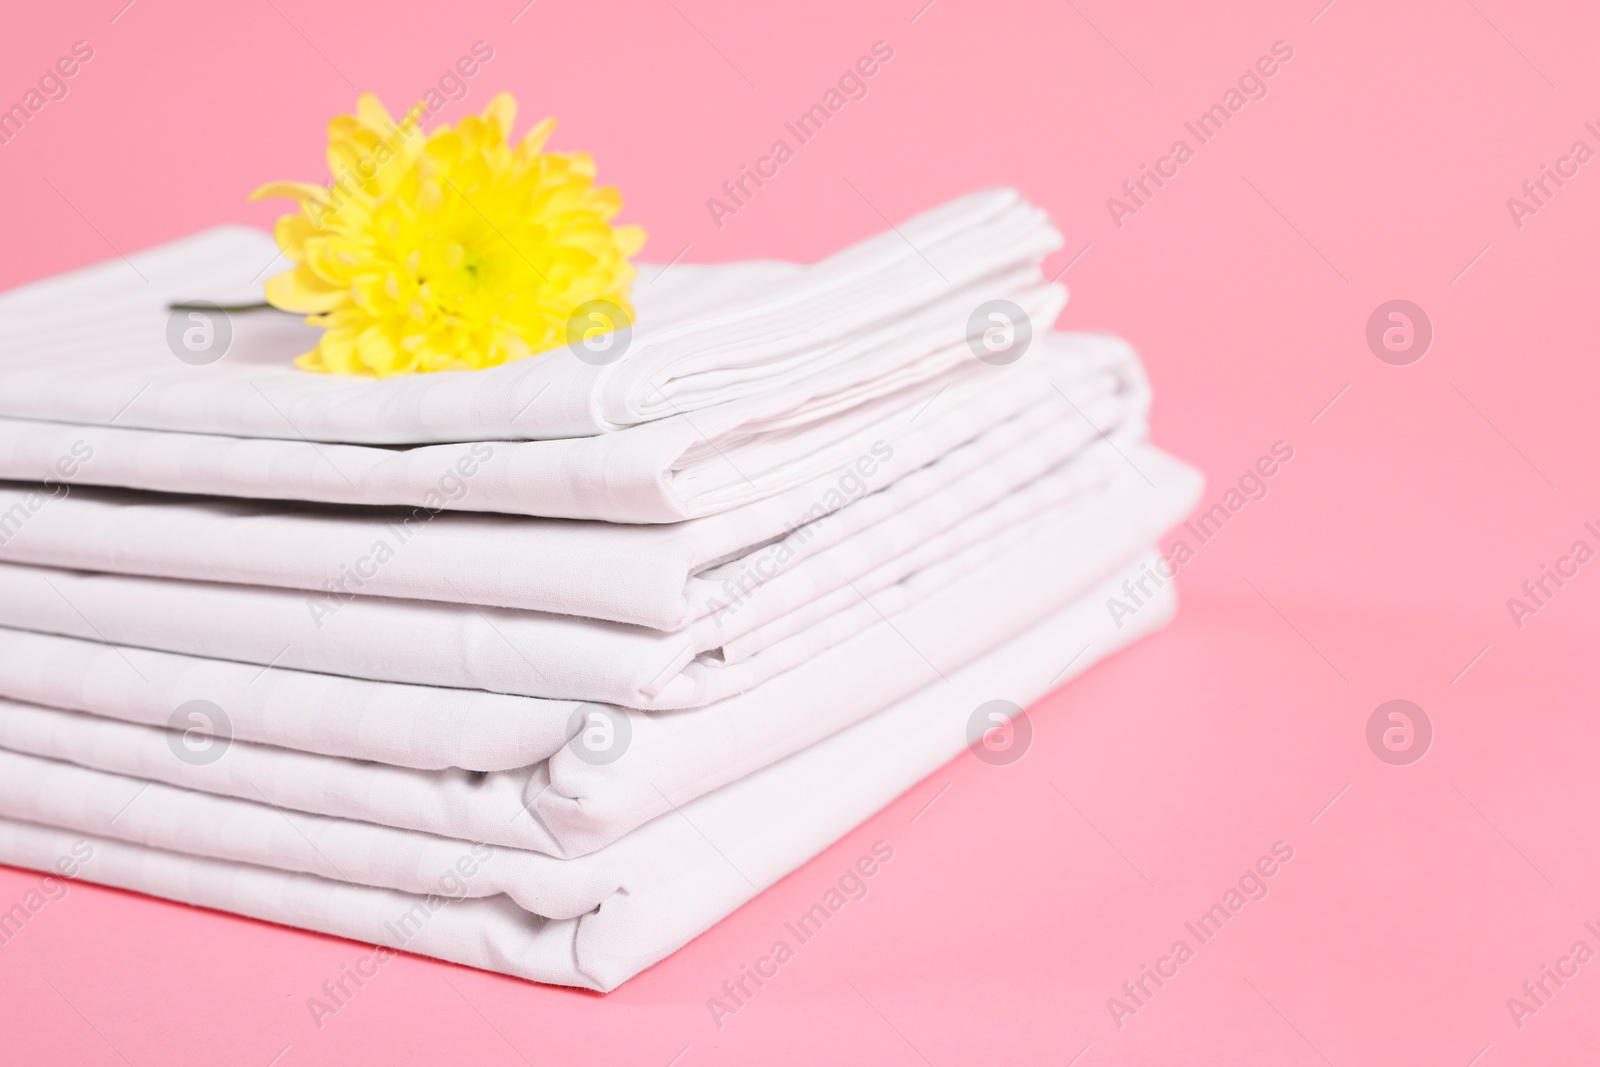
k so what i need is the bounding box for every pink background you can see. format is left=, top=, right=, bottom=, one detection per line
left=3, top=0, right=1599, bottom=1062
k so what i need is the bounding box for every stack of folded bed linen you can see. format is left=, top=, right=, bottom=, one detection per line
left=0, top=189, right=1199, bottom=991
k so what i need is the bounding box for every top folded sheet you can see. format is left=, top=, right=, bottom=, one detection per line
left=0, top=188, right=1061, bottom=445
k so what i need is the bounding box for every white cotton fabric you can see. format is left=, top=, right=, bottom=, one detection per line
left=0, top=345, right=1147, bottom=626
left=0, top=627, right=569, bottom=772
left=0, top=567, right=1177, bottom=991
left=0, top=627, right=577, bottom=772
left=0, top=189, right=1059, bottom=444
left=0, top=185, right=1199, bottom=993
left=0, top=451, right=1199, bottom=857
left=0, top=324, right=1142, bottom=525
left=0, top=444, right=1189, bottom=712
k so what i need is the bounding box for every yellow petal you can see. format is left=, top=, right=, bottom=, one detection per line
left=250, top=181, right=332, bottom=205
left=254, top=93, right=645, bottom=378
left=519, top=117, right=557, bottom=156
left=355, top=93, right=396, bottom=135
left=293, top=349, right=327, bottom=372
left=483, top=93, right=518, bottom=141
left=613, top=225, right=647, bottom=258
left=273, top=214, right=319, bottom=256
left=265, top=267, right=347, bottom=314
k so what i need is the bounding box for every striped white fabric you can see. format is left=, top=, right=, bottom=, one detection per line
left=0, top=564, right=1176, bottom=991
left=0, top=345, right=1145, bottom=626
left=0, top=323, right=1138, bottom=524
left=0, top=450, right=1199, bottom=858
left=0, top=191, right=1197, bottom=992
left=0, top=436, right=1161, bottom=711
left=0, top=189, right=1058, bottom=444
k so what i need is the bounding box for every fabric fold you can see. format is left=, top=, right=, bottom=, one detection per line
left=0, top=566, right=1176, bottom=991
left=0, top=189, right=1059, bottom=445
left=0, top=348, right=1144, bottom=625
left=0, top=325, right=1135, bottom=524
left=0, top=444, right=1185, bottom=708
left=0, top=452, right=1199, bottom=857
left=0, top=186, right=1199, bottom=994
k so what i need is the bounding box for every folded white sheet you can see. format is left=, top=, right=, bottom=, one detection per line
left=0, top=190, right=1059, bottom=444
left=0, top=443, right=1189, bottom=716
left=0, top=627, right=573, bottom=772
left=0, top=451, right=1197, bottom=856
left=0, top=350, right=1143, bottom=626
left=0, top=566, right=1176, bottom=991
left=0, top=445, right=1187, bottom=773
left=0, top=321, right=1135, bottom=523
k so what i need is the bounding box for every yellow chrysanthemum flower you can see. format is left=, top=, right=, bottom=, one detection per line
left=251, top=92, right=646, bottom=377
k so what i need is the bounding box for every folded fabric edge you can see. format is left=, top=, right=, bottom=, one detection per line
left=0, top=566, right=1177, bottom=991
left=0, top=449, right=1166, bottom=861
left=575, top=575, right=1178, bottom=990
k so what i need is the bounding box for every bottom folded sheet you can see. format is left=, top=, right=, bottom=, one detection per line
left=0, top=557, right=1175, bottom=990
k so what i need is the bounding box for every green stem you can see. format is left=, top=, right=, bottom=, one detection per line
left=167, top=301, right=281, bottom=313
